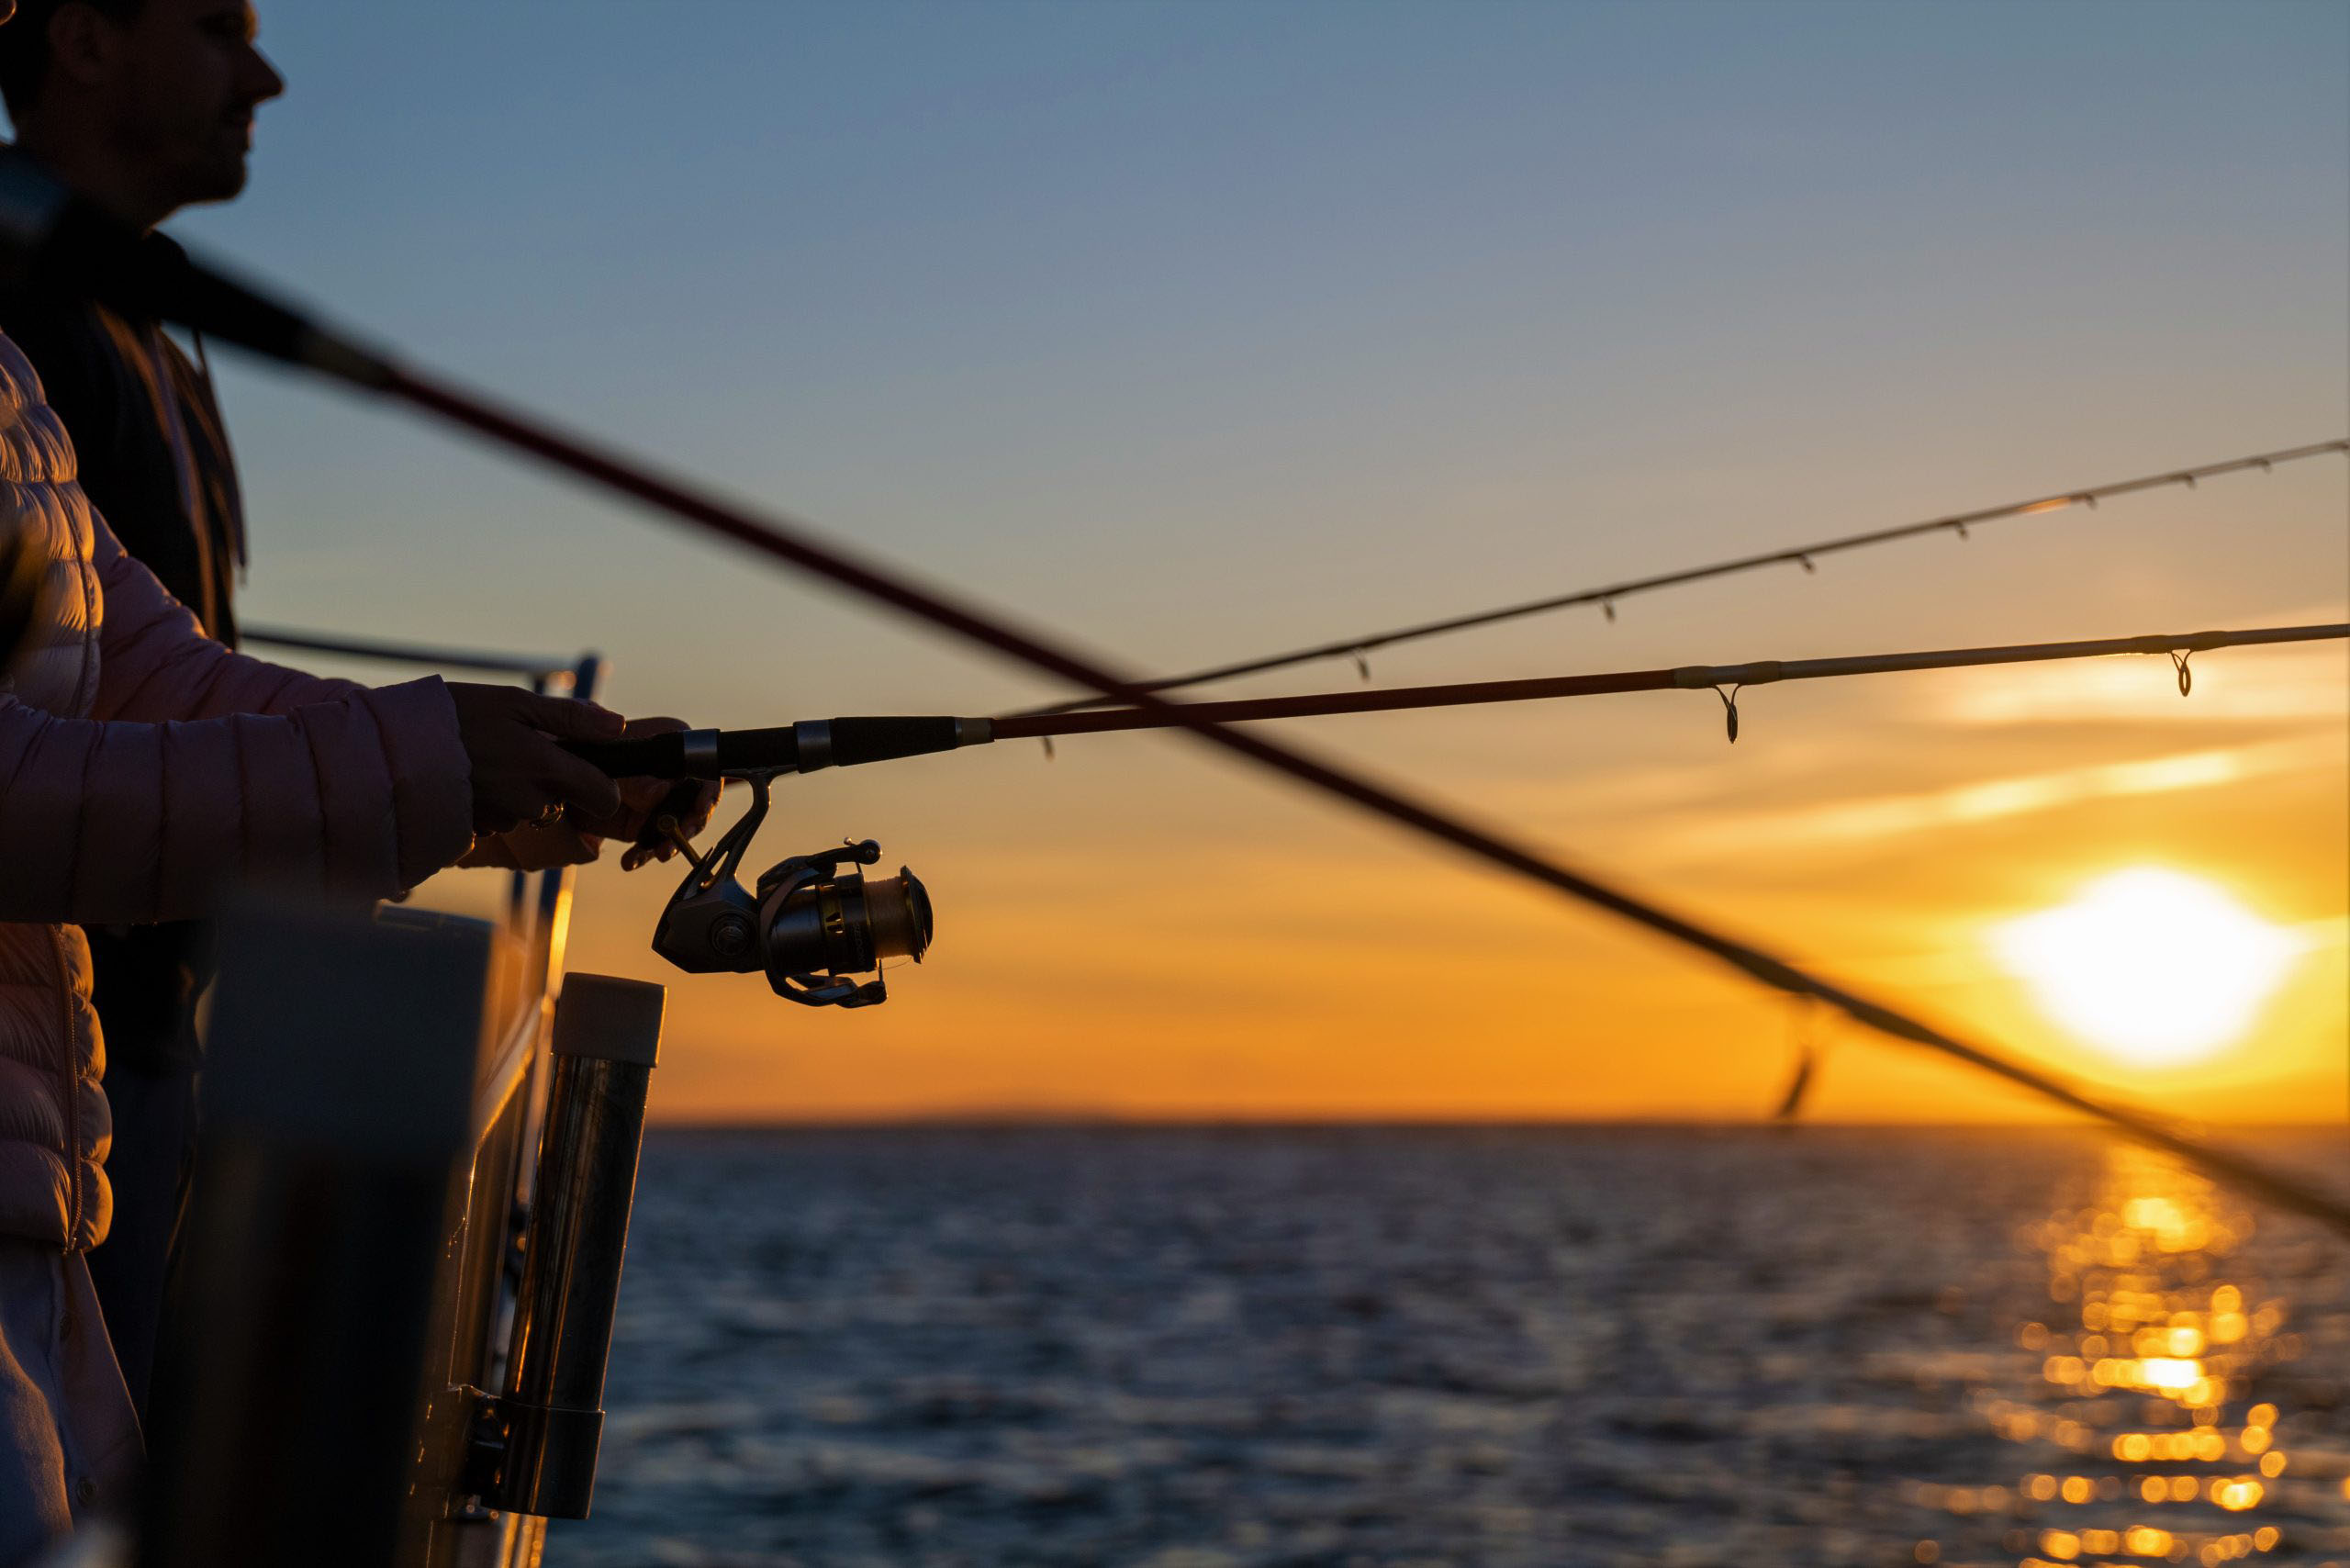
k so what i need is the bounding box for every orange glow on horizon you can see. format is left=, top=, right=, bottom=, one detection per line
left=421, top=631, right=2350, bottom=1127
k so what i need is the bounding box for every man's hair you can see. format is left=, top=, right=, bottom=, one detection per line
left=0, top=0, right=146, bottom=120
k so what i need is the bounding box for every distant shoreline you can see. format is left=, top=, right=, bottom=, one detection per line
left=643, top=1117, right=2350, bottom=1134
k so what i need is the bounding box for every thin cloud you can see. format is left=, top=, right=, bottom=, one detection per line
left=1633, top=733, right=2344, bottom=863
left=1930, top=641, right=2348, bottom=727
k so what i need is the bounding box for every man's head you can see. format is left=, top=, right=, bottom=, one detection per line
left=0, top=0, right=282, bottom=228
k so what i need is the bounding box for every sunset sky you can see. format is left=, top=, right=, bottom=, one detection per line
left=106, top=2, right=2346, bottom=1123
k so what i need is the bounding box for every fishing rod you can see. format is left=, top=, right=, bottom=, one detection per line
left=586, top=619, right=2344, bottom=1020
left=1002, top=622, right=2350, bottom=747
left=554, top=622, right=2348, bottom=777
left=1016, top=437, right=2350, bottom=715
left=8, top=156, right=2343, bottom=1236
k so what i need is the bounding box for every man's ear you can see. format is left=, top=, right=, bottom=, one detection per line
left=43, top=1, right=129, bottom=92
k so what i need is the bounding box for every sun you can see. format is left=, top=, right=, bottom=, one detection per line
left=1991, top=868, right=2301, bottom=1067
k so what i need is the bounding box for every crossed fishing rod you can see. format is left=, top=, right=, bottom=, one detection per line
left=8, top=152, right=2344, bottom=1235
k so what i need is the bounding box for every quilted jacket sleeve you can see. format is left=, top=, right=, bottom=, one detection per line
left=87, top=513, right=363, bottom=720
left=0, top=523, right=476, bottom=924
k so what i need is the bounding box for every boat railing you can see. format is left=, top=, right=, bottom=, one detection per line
left=130, top=625, right=645, bottom=1568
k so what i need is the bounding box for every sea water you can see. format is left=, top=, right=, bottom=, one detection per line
left=554, top=1127, right=2350, bottom=1567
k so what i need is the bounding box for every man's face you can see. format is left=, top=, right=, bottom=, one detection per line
left=102, top=0, right=283, bottom=210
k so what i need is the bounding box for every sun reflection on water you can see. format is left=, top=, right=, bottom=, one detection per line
left=1973, top=1146, right=2321, bottom=1568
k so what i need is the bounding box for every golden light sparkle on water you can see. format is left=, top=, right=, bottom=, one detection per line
left=1994, top=1149, right=2312, bottom=1568
left=1991, top=868, right=2301, bottom=1065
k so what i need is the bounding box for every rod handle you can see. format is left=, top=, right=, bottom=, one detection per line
left=563, top=717, right=988, bottom=778
left=560, top=726, right=795, bottom=778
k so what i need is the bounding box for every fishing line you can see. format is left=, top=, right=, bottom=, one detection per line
left=12, top=161, right=2342, bottom=1234
left=1014, top=439, right=2350, bottom=715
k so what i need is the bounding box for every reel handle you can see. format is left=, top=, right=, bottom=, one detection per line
left=631, top=778, right=712, bottom=862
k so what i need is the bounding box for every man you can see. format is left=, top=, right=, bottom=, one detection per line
left=0, top=0, right=273, bottom=642
left=0, top=1, right=292, bottom=1421
left=0, top=8, right=713, bottom=1552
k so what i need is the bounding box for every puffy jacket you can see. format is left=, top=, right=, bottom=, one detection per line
left=0, top=332, right=476, bottom=1250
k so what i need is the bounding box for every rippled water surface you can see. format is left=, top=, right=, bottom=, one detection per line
left=555, top=1127, right=2350, bottom=1567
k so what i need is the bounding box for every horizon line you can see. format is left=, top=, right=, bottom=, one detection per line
left=641, top=1114, right=2350, bottom=1133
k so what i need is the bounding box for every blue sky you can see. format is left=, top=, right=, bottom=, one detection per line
left=180, top=2, right=2344, bottom=694
left=66, top=1, right=2350, bottom=1119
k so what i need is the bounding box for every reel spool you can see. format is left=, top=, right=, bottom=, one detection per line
left=649, top=773, right=931, bottom=1008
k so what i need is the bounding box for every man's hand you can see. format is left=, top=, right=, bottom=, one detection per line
left=565, top=716, right=724, bottom=870
left=453, top=818, right=602, bottom=872
left=448, top=682, right=626, bottom=835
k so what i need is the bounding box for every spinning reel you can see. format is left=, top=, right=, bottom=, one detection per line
left=647, top=771, right=931, bottom=1008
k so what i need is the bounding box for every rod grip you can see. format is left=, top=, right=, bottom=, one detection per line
left=564, top=733, right=685, bottom=778
left=561, top=728, right=800, bottom=778
left=564, top=719, right=982, bottom=778
left=823, top=715, right=968, bottom=768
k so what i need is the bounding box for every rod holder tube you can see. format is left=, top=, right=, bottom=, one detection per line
left=487, top=974, right=663, bottom=1519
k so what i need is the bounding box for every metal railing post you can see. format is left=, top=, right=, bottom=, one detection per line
left=529, top=654, right=601, bottom=985
left=505, top=669, right=554, bottom=935
left=476, top=973, right=662, bottom=1520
